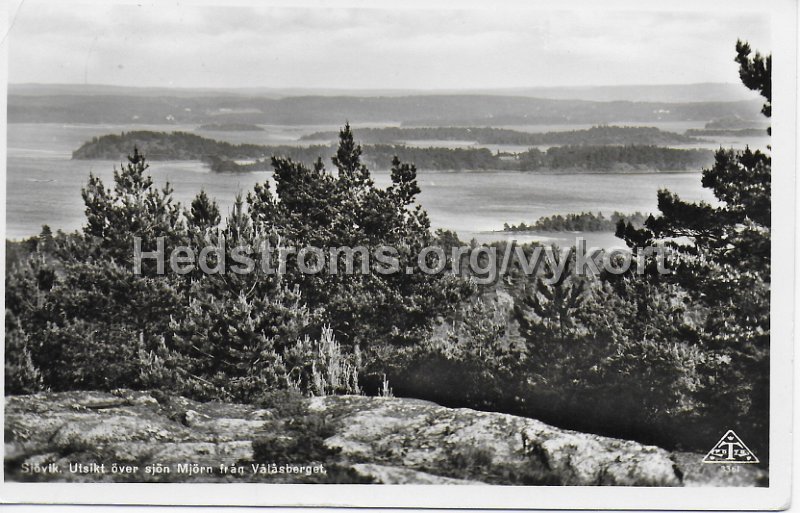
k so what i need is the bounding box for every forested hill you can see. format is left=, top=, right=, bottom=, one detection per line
left=73, top=131, right=714, bottom=172
left=72, top=131, right=297, bottom=160
left=301, top=126, right=699, bottom=146
left=10, top=92, right=763, bottom=125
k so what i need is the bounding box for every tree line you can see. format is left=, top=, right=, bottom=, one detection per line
left=503, top=211, right=648, bottom=232
left=301, top=125, right=700, bottom=146
left=74, top=132, right=713, bottom=172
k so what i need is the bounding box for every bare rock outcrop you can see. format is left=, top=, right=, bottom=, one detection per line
left=4, top=390, right=767, bottom=486
left=310, top=396, right=680, bottom=486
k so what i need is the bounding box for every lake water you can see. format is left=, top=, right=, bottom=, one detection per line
left=6, top=123, right=768, bottom=247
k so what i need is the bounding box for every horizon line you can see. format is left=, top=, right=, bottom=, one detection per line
left=9, top=81, right=747, bottom=92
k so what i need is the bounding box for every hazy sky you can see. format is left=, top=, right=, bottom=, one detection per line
left=7, top=1, right=771, bottom=89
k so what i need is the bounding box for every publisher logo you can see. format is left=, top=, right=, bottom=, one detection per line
left=702, top=430, right=759, bottom=464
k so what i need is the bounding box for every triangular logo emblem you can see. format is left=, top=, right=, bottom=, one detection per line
left=702, top=430, right=759, bottom=464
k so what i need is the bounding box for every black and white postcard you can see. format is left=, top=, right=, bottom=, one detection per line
left=1, top=0, right=795, bottom=509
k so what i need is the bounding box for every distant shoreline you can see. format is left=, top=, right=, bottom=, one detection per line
left=198, top=123, right=265, bottom=131
left=65, top=156, right=707, bottom=175
left=67, top=157, right=707, bottom=175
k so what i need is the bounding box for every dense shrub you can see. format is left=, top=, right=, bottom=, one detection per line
left=4, top=312, right=43, bottom=394
left=5, top=125, right=467, bottom=402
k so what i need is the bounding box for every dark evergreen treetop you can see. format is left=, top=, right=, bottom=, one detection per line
left=736, top=39, right=771, bottom=120
left=616, top=40, right=771, bottom=363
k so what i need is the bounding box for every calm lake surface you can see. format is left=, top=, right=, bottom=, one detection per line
left=7, top=123, right=768, bottom=246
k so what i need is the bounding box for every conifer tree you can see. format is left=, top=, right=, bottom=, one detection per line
left=80, top=147, right=185, bottom=269
left=249, top=124, right=473, bottom=348
left=187, top=189, right=221, bottom=232
left=616, top=40, right=771, bottom=453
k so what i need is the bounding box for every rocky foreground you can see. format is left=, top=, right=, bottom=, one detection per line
left=4, top=390, right=766, bottom=486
